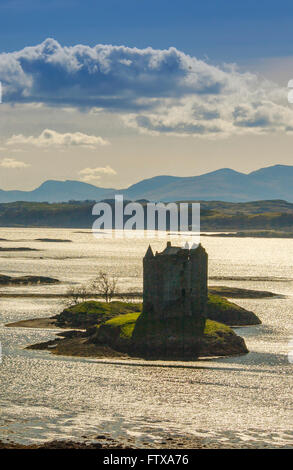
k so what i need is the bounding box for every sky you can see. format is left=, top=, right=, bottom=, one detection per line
left=0, top=0, right=293, bottom=190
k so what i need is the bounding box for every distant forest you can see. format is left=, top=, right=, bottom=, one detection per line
left=1, top=200, right=293, bottom=231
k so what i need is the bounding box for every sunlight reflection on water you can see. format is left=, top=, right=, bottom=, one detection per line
left=0, top=228, right=292, bottom=448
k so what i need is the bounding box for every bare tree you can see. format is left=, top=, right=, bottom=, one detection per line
left=65, top=285, right=89, bottom=306
left=65, top=272, right=119, bottom=306
left=91, top=271, right=119, bottom=302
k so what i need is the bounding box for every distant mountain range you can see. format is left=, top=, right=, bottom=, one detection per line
left=2, top=165, right=293, bottom=203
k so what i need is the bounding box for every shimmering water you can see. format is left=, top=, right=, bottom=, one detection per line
left=0, top=228, right=292, bottom=448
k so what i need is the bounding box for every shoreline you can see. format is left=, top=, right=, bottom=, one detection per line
left=5, top=317, right=63, bottom=329
left=5, top=289, right=263, bottom=360
left=0, top=285, right=282, bottom=299
left=7, top=318, right=251, bottom=361
left=25, top=333, right=249, bottom=360
left=6, top=316, right=263, bottom=330
left=0, top=432, right=236, bottom=449
left=3, top=321, right=250, bottom=361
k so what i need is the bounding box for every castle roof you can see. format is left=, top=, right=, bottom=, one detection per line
left=144, top=242, right=205, bottom=258
left=145, top=245, right=154, bottom=258
left=160, top=245, right=183, bottom=255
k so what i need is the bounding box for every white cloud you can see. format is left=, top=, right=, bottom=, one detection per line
left=0, top=157, right=30, bottom=168
left=79, top=165, right=117, bottom=184
left=6, top=129, right=109, bottom=149
left=123, top=93, right=293, bottom=138
left=0, top=38, right=293, bottom=138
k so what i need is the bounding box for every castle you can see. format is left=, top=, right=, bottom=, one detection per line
left=143, top=241, right=208, bottom=324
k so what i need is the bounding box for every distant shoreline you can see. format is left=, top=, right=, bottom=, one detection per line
left=1, top=199, right=293, bottom=232
left=203, top=230, right=293, bottom=238
left=2, top=227, right=293, bottom=237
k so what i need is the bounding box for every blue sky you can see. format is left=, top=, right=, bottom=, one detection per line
left=1, top=0, right=293, bottom=61
left=0, top=1, right=293, bottom=190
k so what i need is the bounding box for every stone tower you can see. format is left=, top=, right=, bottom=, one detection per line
left=143, top=241, right=208, bottom=323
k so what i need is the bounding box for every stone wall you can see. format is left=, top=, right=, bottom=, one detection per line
left=143, top=242, right=208, bottom=329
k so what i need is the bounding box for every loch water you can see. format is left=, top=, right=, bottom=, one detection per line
left=0, top=228, right=292, bottom=448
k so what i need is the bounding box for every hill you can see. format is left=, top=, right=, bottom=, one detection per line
left=1, top=199, right=293, bottom=230
left=124, top=165, right=293, bottom=202
left=2, top=165, right=293, bottom=203
left=0, top=180, right=115, bottom=203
